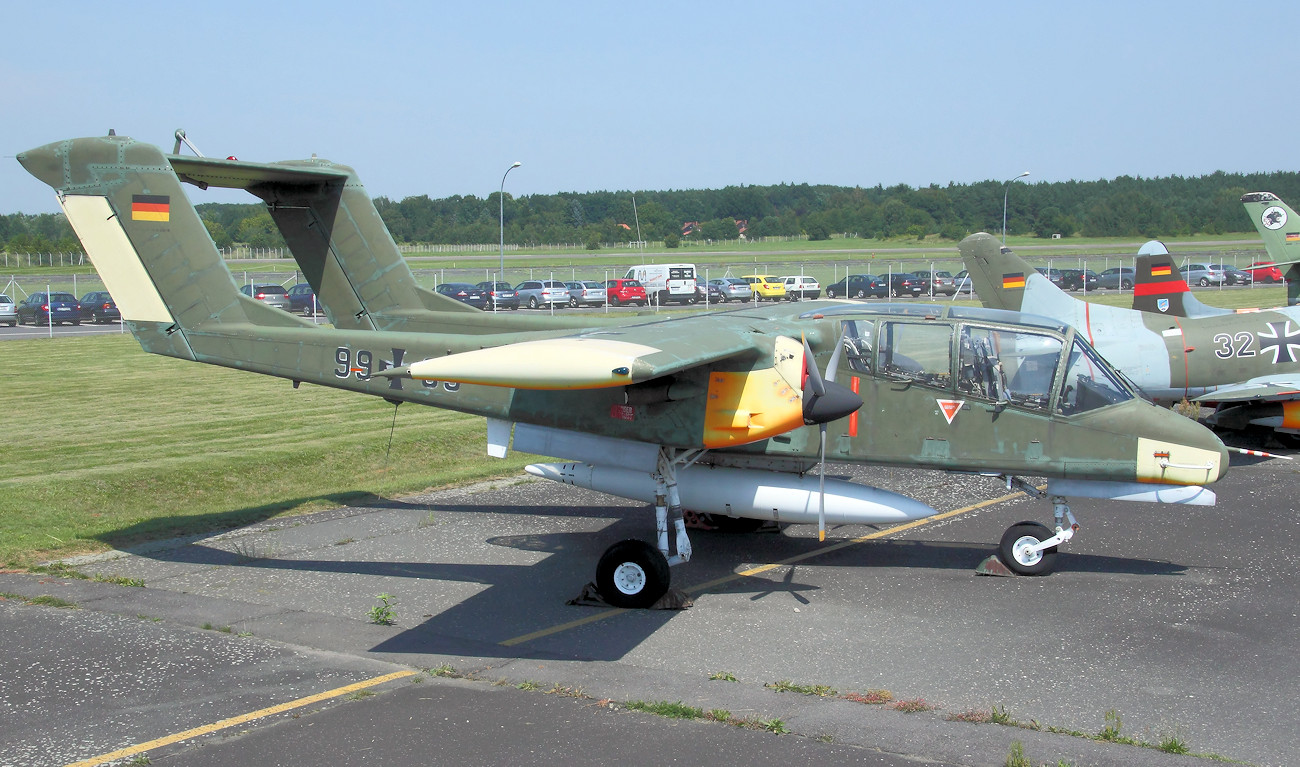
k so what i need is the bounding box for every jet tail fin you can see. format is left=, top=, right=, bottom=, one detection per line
left=958, top=232, right=1055, bottom=311
left=1130, top=240, right=1231, bottom=317
left=17, top=135, right=313, bottom=360
left=1242, top=192, right=1300, bottom=307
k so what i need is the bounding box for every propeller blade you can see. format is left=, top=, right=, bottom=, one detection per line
left=801, top=333, right=860, bottom=425
left=801, top=334, right=826, bottom=398
left=825, top=323, right=849, bottom=384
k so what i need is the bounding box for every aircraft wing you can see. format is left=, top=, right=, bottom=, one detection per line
left=1194, top=377, right=1300, bottom=403
left=166, top=155, right=348, bottom=189
left=376, top=320, right=768, bottom=389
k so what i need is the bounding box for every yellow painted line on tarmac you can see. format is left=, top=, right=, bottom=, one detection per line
left=64, top=670, right=416, bottom=767
left=499, top=489, right=1026, bottom=647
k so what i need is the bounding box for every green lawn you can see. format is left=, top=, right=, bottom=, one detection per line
left=0, top=335, right=530, bottom=568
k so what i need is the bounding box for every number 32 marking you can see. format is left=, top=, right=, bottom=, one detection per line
left=1212, top=332, right=1256, bottom=359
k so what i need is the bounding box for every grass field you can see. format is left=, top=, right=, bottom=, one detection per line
left=0, top=335, right=531, bottom=569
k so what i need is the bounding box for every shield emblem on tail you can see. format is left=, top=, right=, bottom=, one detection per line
left=1157, top=298, right=1169, bottom=313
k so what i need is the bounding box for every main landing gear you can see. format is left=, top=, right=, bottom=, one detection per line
left=993, top=477, right=1079, bottom=576
left=595, top=448, right=702, bottom=608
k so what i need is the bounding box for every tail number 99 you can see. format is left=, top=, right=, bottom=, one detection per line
left=335, top=347, right=374, bottom=380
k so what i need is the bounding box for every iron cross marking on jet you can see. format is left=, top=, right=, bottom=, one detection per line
left=379, top=348, right=406, bottom=390
left=1257, top=322, right=1300, bottom=364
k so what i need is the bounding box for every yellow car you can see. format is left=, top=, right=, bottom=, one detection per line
left=742, top=274, right=787, bottom=302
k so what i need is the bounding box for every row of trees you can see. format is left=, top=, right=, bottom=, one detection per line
left=4, top=171, right=1298, bottom=254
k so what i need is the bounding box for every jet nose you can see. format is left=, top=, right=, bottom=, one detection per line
left=1134, top=406, right=1229, bottom=485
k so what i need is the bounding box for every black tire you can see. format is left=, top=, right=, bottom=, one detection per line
left=596, top=539, right=670, bottom=608
left=527, top=296, right=539, bottom=309
left=1198, top=277, right=1210, bottom=287
left=569, top=297, right=579, bottom=308
left=890, top=288, right=900, bottom=298
left=610, top=297, right=621, bottom=307
left=1121, top=280, right=1132, bottom=289
left=854, top=289, right=865, bottom=299
left=826, top=289, right=837, bottom=299
left=998, top=521, right=1058, bottom=576
left=71, top=320, right=80, bottom=326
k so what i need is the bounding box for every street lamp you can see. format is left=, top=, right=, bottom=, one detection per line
left=500, top=161, right=522, bottom=283
left=1002, top=171, right=1029, bottom=245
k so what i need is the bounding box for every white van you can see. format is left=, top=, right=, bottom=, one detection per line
left=625, top=263, right=697, bottom=305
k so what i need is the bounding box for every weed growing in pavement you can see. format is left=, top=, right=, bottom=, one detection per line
left=889, top=698, right=938, bottom=713
left=368, top=593, right=397, bottom=625
left=427, top=664, right=457, bottom=678
left=708, top=670, right=737, bottom=682
left=624, top=700, right=704, bottom=719
left=766, top=679, right=837, bottom=696
left=8, top=594, right=77, bottom=608
left=1004, top=740, right=1030, bottom=767
left=346, top=690, right=376, bottom=701
left=1098, top=709, right=1124, bottom=742
left=516, top=680, right=541, bottom=691
left=840, top=689, right=892, bottom=705
left=705, top=709, right=731, bottom=722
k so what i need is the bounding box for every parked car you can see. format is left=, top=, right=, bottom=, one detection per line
left=783, top=275, right=821, bottom=300
left=475, top=281, right=520, bottom=310
left=286, top=283, right=323, bottom=315
left=78, top=291, right=120, bottom=323
left=1096, top=267, right=1135, bottom=290
left=743, top=274, right=787, bottom=302
left=435, top=282, right=488, bottom=309
left=917, top=270, right=957, bottom=296
left=564, top=280, right=607, bottom=307
left=1182, top=263, right=1225, bottom=287
left=1060, top=269, right=1099, bottom=291
left=707, top=277, right=753, bottom=303
left=696, top=282, right=725, bottom=303
left=0, top=294, right=18, bottom=326
left=1247, top=261, right=1285, bottom=283
left=888, top=273, right=925, bottom=298
left=824, top=274, right=886, bottom=299
left=1210, top=264, right=1252, bottom=286
left=514, top=279, right=569, bottom=309
left=239, top=283, right=292, bottom=311
left=1034, top=267, right=1068, bottom=288
left=17, top=291, right=81, bottom=325
left=952, top=270, right=973, bottom=294
left=605, top=278, right=648, bottom=307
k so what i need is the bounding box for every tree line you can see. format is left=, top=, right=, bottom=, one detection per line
left=4, top=171, right=1298, bottom=255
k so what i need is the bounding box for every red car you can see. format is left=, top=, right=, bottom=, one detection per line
left=1247, top=261, right=1285, bottom=283
left=604, top=278, right=648, bottom=307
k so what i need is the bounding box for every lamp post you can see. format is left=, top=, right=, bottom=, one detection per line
left=500, top=161, right=522, bottom=282
left=1002, top=171, right=1029, bottom=245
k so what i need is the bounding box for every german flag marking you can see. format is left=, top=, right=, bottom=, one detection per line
left=131, top=194, right=170, bottom=222
left=1001, top=273, right=1026, bottom=289
left=1150, top=265, right=1172, bottom=277
left=1286, top=232, right=1300, bottom=242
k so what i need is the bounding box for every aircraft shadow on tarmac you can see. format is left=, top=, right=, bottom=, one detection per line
left=129, top=503, right=1189, bottom=662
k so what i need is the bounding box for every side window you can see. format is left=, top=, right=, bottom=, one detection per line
left=842, top=320, right=874, bottom=374
left=624, top=269, right=636, bottom=279
left=1057, top=339, right=1132, bottom=415
left=959, top=326, right=1061, bottom=411
left=878, top=322, right=953, bottom=389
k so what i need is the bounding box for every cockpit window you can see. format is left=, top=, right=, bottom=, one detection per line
left=959, top=326, right=1060, bottom=411
left=1057, top=339, right=1133, bottom=414
left=878, top=322, right=952, bottom=389
left=841, top=320, right=874, bottom=373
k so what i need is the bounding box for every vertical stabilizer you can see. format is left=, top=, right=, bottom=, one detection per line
left=1131, top=240, right=1231, bottom=317
left=1242, top=192, right=1300, bottom=306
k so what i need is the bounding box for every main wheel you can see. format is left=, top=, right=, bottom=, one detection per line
left=998, top=521, right=1058, bottom=575
left=1198, top=277, right=1210, bottom=287
left=596, top=539, right=670, bottom=608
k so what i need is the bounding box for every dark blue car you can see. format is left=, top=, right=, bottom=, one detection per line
left=287, top=283, right=324, bottom=315
left=17, top=291, right=81, bottom=325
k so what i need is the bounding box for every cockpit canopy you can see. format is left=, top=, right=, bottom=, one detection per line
left=835, top=313, right=1131, bottom=416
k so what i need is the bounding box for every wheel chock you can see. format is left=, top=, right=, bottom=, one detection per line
left=975, top=554, right=1016, bottom=577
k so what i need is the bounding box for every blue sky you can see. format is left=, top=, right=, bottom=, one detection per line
left=3, top=1, right=1293, bottom=214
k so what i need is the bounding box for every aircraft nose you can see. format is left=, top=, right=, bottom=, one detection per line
left=1135, top=407, right=1229, bottom=485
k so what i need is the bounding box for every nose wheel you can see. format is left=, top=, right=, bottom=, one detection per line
left=998, top=521, right=1058, bottom=575
left=596, top=539, right=670, bottom=608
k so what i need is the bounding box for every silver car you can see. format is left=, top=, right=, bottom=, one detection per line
left=1182, top=263, right=1225, bottom=287
left=707, top=277, right=753, bottom=303
left=514, top=279, right=569, bottom=309
left=0, top=294, right=16, bottom=327
left=564, top=280, right=607, bottom=307
left=239, top=284, right=293, bottom=311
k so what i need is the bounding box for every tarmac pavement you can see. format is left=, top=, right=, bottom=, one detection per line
left=1, top=453, right=1296, bottom=766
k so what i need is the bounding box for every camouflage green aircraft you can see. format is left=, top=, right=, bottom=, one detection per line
left=961, top=231, right=1300, bottom=446
left=19, top=135, right=1228, bottom=603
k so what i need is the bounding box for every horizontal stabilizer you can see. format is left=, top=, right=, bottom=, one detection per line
left=167, top=155, right=349, bottom=189
left=1194, top=378, right=1300, bottom=403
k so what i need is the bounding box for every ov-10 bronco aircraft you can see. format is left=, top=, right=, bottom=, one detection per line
left=961, top=231, right=1300, bottom=446
left=19, top=134, right=1228, bottom=605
